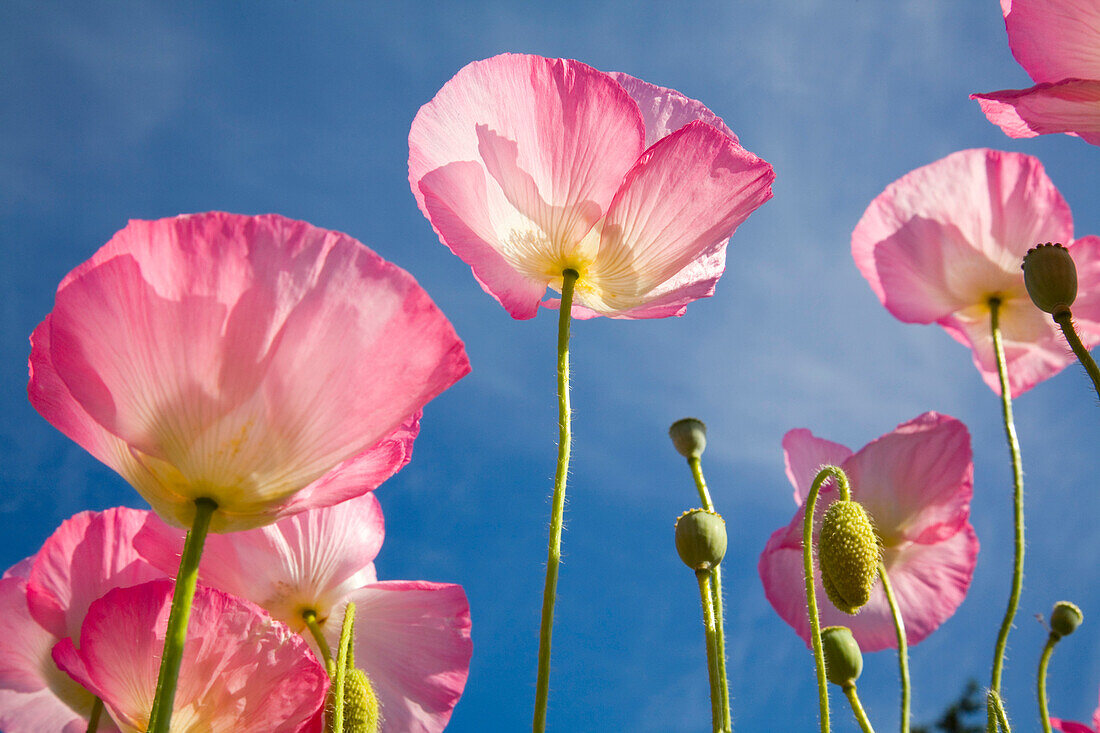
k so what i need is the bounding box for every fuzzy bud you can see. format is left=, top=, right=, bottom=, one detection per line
left=818, top=500, right=879, bottom=615
left=326, top=667, right=381, bottom=733
left=669, top=418, right=707, bottom=458
left=1023, top=242, right=1077, bottom=315
left=1050, top=601, right=1083, bottom=638
left=675, top=508, right=727, bottom=571
left=821, top=626, right=863, bottom=687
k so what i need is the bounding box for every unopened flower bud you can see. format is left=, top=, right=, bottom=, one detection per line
left=818, top=500, right=879, bottom=615
left=326, top=667, right=381, bottom=733
left=1023, top=242, right=1077, bottom=315
left=1050, top=601, right=1083, bottom=638
left=669, top=418, right=707, bottom=458
left=821, top=626, right=863, bottom=687
left=675, top=508, right=726, bottom=571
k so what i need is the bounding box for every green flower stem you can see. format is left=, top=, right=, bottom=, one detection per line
left=302, top=609, right=334, bottom=670
left=147, top=498, right=216, bottom=733
left=331, top=602, right=357, bottom=733
left=842, top=683, right=876, bottom=733
left=86, top=697, right=103, bottom=733
left=533, top=268, right=578, bottom=733
left=986, top=299, right=1026, bottom=733
left=877, top=563, right=910, bottom=733
left=1053, top=310, right=1100, bottom=401
left=687, top=456, right=731, bottom=731
left=987, top=689, right=1012, bottom=733
left=1037, top=633, right=1059, bottom=733
left=696, top=569, right=723, bottom=732
left=804, top=465, right=852, bottom=733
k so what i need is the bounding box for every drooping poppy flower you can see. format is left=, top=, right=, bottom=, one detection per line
left=758, top=412, right=978, bottom=651
left=135, top=492, right=472, bottom=733
left=1052, top=686, right=1100, bottom=733
left=851, top=148, right=1100, bottom=397
left=0, top=507, right=161, bottom=733
left=52, top=579, right=328, bottom=732
left=29, top=212, right=470, bottom=532
left=972, top=0, right=1100, bottom=146
left=408, top=53, right=775, bottom=319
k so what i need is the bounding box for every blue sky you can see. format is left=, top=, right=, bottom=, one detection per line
left=3, top=2, right=1100, bottom=731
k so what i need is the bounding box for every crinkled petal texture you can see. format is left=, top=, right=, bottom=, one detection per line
left=409, top=53, right=774, bottom=319
left=52, top=579, right=327, bottom=733
left=0, top=576, right=113, bottom=733
left=852, top=148, right=1100, bottom=396
left=135, top=491, right=384, bottom=632
left=759, top=412, right=979, bottom=652
left=29, top=213, right=469, bottom=532
left=328, top=582, right=472, bottom=733
left=973, top=0, right=1100, bottom=143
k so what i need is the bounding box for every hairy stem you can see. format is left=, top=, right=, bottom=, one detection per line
left=533, top=269, right=578, bottom=733
left=878, top=563, right=910, bottom=733
left=986, top=299, right=1026, bottom=733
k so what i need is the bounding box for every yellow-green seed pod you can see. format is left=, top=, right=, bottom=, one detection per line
left=1050, top=601, right=1083, bottom=638
left=669, top=418, right=707, bottom=458
left=818, top=500, right=879, bottom=615
left=1023, top=242, right=1077, bottom=315
left=675, top=508, right=726, bottom=571
left=325, top=667, right=381, bottom=733
left=821, top=626, right=863, bottom=687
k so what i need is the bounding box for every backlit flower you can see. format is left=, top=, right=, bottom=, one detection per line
left=0, top=507, right=160, bottom=733
left=29, top=212, right=470, bottom=532
left=972, top=0, right=1100, bottom=145
left=135, top=492, right=472, bottom=733
left=758, top=412, right=978, bottom=651
left=409, top=53, right=774, bottom=319
left=851, top=148, right=1100, bottom=397
left=52, top=579, right=328, bottom=732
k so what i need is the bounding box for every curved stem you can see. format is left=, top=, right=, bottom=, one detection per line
left=687, top=456, right=730, bottom=730
left=147, top=498, right=216, bottom=733
left=533, top=269, right=578, bottom=733
left=878, top=563, right=910, bottom=733
left=1053, top=310, right=1100, bottom=401
left=331, top=602, right=356, bottom=733
left=804, top=465, right=851, bottom=733
left=696, top=570, right=722, bottom=732
left=843, top=683, right=876, bottom=733
left=987, top=299, right=1026, bottom=733
left=1037, top=633, right=1059, bottom=733
left=302, top=609, right=334, bottom=670
left=86, top=697, right=103, bottom=733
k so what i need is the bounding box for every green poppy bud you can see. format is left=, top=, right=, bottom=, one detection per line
left=1022, top=242, right=1077, bottom=315
left=821, top=626, right=863, bottom=687
left=326, top=667, right=381, bottom=733
left=669, top=418, right=707, bottom=458
left=674, top=508, right=726, bottom=571
left=818, top=500, right=879, bottom=615
left=1050, top=601, right=1083, bottom=638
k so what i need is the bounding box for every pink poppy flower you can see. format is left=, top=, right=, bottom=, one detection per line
left=972, top=0, right=1100, bottom=145
left=135, top=492, right=472, bottom=733
left=758, top=412, right=979, bottom=652
left=29, top=212, right=470, bottom=532
left=53, top=579, right=328, bottom=732
left=0, top=507, right=161, bottom=733
left=1052, top=686, right=1100, bottom=732
left=851, top=148, right=1100, bottom=397
left=408, top=53, right=775, bottom=319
